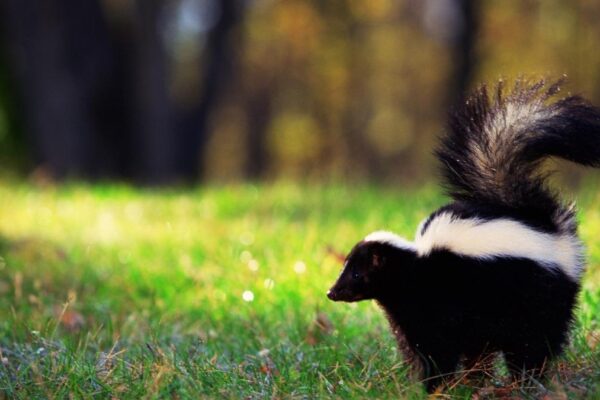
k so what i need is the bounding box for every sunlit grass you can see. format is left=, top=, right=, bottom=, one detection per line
left=0, top=180, right=598, bottom=398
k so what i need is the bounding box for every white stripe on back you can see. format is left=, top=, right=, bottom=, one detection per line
left=364, top=212, right=584, bottom=281
left=364, top=231, right=416, bottom=252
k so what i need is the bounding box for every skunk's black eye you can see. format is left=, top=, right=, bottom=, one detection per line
left=352, top=272, right=360, bottom=280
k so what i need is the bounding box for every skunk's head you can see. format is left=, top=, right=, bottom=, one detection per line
left=327, top=232, right=415, bottom=302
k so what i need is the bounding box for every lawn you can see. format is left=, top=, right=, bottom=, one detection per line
left=0, top=181, right=598, bottom=399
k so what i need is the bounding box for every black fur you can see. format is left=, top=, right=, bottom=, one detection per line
left=327, top=79, right=600, bottom=392
left=329, top=241, right=579, bottom=391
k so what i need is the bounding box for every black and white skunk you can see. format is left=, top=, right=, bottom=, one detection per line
left=327, top=79, right=600, bottom=392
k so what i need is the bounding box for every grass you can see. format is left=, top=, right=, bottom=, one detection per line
left=0, top=180, right=598, bottom=399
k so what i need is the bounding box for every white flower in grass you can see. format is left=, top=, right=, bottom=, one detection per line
left=242, top=290, right=254, bottom=302
left=257, top=349, right=270, bottom=357
left=293, top=261, right=306, bottom=274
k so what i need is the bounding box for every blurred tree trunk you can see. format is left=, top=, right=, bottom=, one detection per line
left=341, top=20, right=380, bottom=180
left=176, top=0, right=243, bottom=181
left=117, top=0, right=246, bottom=184
left=0, top=6, right=26, bottom=169
left=447, top=0, right=479, bottom=104
left=1, top=0, right=105, bottom=178
left=1, top=0, right=138, bottom=180
left=2, top=0, right=246, bottom=184
left=244, top=80, right=272, bottom=180
left=131, top=0, right=174, bottom=184
left=90, top=6, right=135, bottom=179
left=241, top=33, right=275, bottom=180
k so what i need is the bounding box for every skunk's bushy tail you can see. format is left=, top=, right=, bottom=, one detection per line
left=437, top=78, right=600, bottom=219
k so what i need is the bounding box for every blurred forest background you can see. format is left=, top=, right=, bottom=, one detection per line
left=1, top=0, right=600, bottom=185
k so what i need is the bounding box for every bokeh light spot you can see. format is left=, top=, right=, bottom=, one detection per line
left=242, top=290, right=254, bottom=302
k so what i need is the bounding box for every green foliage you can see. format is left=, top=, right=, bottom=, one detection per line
left=0, top=181, right=597, bottom=398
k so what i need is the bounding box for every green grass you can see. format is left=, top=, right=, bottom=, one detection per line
left=0, top=181, right=598, bottom=399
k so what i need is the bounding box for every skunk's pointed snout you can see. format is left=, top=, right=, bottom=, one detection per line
left=327, top=289, right=337, bottom=301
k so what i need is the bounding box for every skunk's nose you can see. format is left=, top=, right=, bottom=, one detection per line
left=327, top=289, right=337, bottom=300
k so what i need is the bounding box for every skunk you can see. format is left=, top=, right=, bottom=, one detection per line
left=327, top=79, right=600, bottom=392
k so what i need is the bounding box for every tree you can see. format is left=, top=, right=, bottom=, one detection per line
left=1, top=0, right=111, bottom=178
left=0, top=0, right=245, bottom=184
left=448, top=0, right=479, bottom=103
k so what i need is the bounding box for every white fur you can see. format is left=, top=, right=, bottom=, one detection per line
left=364, top=231, right=416, bottom=252
left=471, top=97, right=554, bottom=174
left=365, top=212, right=584, bottom=281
